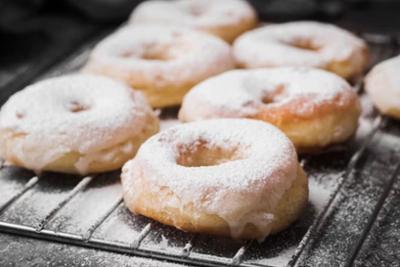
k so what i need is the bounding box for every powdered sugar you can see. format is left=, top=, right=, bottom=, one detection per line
left=84, top=25, right=234, bottom=89
left=309, top=178, right=331, bottom=213
left=179, top=67, right=352, bottom=120
left=0, top=74, right=158, bottom=173
left=130, top=0, right=256, bottom=33
left=365, top=55, right=400, bottom=115
left=122, top=119, right=298, bottom=239
left=233, top=21, right=367, bottom=76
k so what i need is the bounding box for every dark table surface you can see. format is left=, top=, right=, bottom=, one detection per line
left=0, top=232, right=188, bottom=267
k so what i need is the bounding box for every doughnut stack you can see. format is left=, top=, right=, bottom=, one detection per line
left=2, top=0, right=394, bottom=241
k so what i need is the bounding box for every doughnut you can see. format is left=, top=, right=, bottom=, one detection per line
left=0, top=74, right=159, bottom=175
left=365, top=55, right=400, bottom=119
left=121, top=119, right=308, bottom=240
left=179, top=68, right=361, bottom=152
left=84, top=25, right=234, bottom=108
left=129, top=0, right=258, bottom=43
left=233, top=21, right=369, bottom=80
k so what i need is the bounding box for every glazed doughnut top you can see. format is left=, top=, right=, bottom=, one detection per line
left=0, top=74, right=153, bottom=173
left=123, top=119, right=298, bottom=238
left=180, top=67, right=354, bottom=119
left=130, top=0, right=255, bottom=30
left=233, top=21, right=367, bottom=71
left=86, top=25, right=233, bottom=89
left=365, top=55, right=400, bottom=112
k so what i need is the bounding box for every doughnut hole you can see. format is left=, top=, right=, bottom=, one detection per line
left=284, top=38, right=321, bottom=51
left=141, top=44, right=174, bottom=61
left=261, top=84, right=287, bottom=104
left=187, top=4, right=207, bottom=17
left=68, top=100, right=89, bottom=113
left=15, top=111, right=25, bottom=119
left=121, top=42, right=187, bottom=61
left=176, top=140, right=243, bottom=167
left=119, top=44, right=172, bottom=61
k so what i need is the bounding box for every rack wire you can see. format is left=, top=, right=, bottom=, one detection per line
left=0, top=32, right=399, bottom=267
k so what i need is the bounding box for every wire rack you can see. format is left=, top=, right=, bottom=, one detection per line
left=0, top=31, right=400, bottom=267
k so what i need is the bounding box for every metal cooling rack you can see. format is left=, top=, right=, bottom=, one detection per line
left=0, top=32, right=400, bottom=267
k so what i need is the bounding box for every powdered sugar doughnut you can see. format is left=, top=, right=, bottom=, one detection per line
left=179, top=68, right=360, bottom=152
left=365, top=55, right=400, bottom=119
left=233, top=21, right=369, bottom=80
left=122, top=119, right=308, bottom=240
left=129, top=0, right=257, bottom=43
left=84, top=25, right=234, bottom=108
left=0, top=74, right=159, bottom=175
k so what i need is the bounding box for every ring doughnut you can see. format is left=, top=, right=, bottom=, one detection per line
left=84, top=25, right=234, bottom=108
left=179, top=68, right=361, bottom=152
left=365, top=55, right=400, bottom=119
left=121, top=119, right=308, bottom=240
left=0, top=74, right=159, bottom=175
left=233, top=21, right=369, bottom=80
left=129, top=0, right=258, bottom=43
